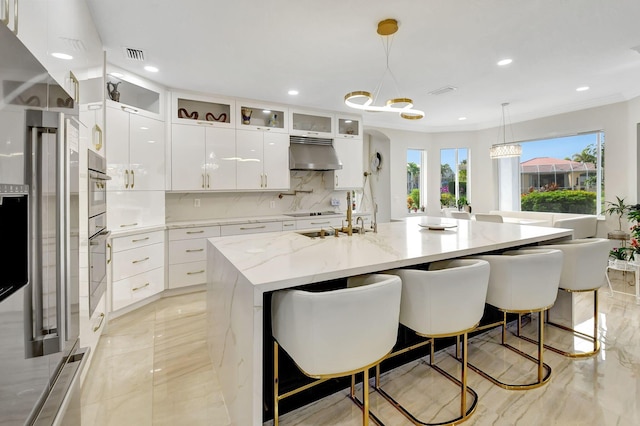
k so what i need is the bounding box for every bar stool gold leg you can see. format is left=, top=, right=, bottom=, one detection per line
left=274, top=341, right=279, bottom=426
left=363, top=368, right=369, bottom=426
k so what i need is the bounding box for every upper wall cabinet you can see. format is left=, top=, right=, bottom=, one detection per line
left=335, top=114, right=363, bottom=139
left=289, top=109, right=334, bottom=138
left=172, top=92, right=235, bottom=128
left=7, top=0, right=103, bottom=101
left=105, top=65, right=165, bottom=121
left=235, top=100, right=288, bottom=133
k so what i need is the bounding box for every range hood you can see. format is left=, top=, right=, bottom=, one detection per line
left=289, top=136, right=343, bottom=171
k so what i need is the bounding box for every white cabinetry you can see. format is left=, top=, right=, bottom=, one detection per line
left=236, top=130, right=289, bottom=190
left=172, top=92, right=235, bottom=128
left=289, top=109, right=334, bottom=138
left=168, top=226, right=221, bottom=289
left=335, top=114, right=363, bottom=139
left=171, top=124, right=236, bottom=191
left=106, top=104, right=165, bottom=191
left=110, top=230, right=165, bottom=311
left=236, top=101, right=287, bottom=133
left=220, top=221, right=282, bottom=236
left=329, top=138, right=364, bottom=189
left=295, top=217, right=344, bottom=230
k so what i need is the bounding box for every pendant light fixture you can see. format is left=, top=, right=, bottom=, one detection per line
left=344, top=18, right=425, bottom=120
left=489, top=102, right=522, bottom=159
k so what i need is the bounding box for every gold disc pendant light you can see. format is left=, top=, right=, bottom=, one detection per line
left=344, top=18, right=425, bottom=120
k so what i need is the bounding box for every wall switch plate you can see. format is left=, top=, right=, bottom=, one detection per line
left=330, top=198, right=340, bottom=207
left=269, top=200, right=275, bottom=208
left=194, top=198, right=200, bottom=207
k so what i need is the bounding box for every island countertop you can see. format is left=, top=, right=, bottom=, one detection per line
left=206, top=216, right=572, bottom=425
left=207, top=216, right=573, bottom=293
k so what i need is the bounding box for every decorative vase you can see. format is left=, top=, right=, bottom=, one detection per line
left=241, top=108, right=252, bottom=125
left=106, top=81, right=121, bottom=102
left=268, top=113, right=279, bottom=127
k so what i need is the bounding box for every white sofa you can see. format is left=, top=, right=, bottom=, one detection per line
left=489, top=210, right=597, bottom=239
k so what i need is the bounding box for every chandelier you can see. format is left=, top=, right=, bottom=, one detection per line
left=344, top=19, right=425, bottom=120
left=489, top=102, right=522, bottom=159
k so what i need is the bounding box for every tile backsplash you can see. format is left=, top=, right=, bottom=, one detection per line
left=166, top=171, right=367, bottom=222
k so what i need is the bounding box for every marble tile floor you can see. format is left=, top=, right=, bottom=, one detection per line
left=81, top=272, right=640, bottom=426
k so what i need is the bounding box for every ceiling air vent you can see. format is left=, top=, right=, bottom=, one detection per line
left=59, top=37, right=86, bottom=52
left=428, top=86, right=458, bottom=96
left=123, top=47, right=145, bottom=61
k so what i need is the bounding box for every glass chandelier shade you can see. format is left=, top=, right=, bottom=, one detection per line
left=490, top=102, right=521, bottom=159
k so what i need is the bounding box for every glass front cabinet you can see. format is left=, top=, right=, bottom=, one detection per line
left=235, top=101, right=288, bottom=133
left=335, top=114, right=363, bottom=139
left=289, top=109, right=334, bottom=138
left=171, top=92, right=235, bottom=128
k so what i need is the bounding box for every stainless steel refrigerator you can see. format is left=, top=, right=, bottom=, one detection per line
left=0, top=23, right=85, bottom=426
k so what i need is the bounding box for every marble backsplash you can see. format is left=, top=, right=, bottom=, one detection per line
left=165, top=171, right=370, bottom=222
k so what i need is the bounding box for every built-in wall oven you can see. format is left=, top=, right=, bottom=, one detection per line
left=88, top=151, right=110, bottom=316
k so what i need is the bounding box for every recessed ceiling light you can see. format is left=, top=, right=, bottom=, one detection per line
left=497, top=58, right=513, bottom=66
left=51, top=52, right=73, bottom=60
left=144, top=65, right=159, bottom=73
left=288, top=90, right=299, bottom=96
left=458, top=117, right=467, bottom=121
left=576, top=86, right=590, bottom=92
left=262, top=110, right=271, bottom=114
left=109, top=72, right=124, bottom=78
left=345, top=120, right=352, bottom=123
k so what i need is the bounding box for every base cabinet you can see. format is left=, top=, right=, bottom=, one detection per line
left=168, top=226, right=221, bottom=289
left=110, top=230, right=165, bottom=311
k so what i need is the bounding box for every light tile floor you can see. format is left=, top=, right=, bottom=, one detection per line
left=81, top=271, right=640, bottom=425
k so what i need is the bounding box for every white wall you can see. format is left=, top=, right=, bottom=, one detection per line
left=367, top=98, right=638, bottom=235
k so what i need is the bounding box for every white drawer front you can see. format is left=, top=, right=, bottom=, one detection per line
left=281, top=220, right=296, bottom=230
left=111, top=230, right=164, bottom=252
left=296, top=217, right=344, bottom=230
left=220, top=221, right=282, bottom=236
left=112, top=242, right=164, bottom=281
left=168, top=225, right=221, bottom=241
left=169, top=239, right=207, bottom=264
left=112, top=267, right=164, bottom=311
left=168, top=261, right=207, bottom=289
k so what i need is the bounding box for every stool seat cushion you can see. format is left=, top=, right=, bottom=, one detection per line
left=470, top=249, right=563, bottom=311
left=536, top=238, right=610, bottom=291
left=385, top=259, right=490, bottom=336
left=272, top=274, right=401, bottom=376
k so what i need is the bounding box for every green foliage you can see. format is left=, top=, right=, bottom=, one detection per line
left=410, top=189, right=420, bottom=209
left=521, top=190, right=596, bottom=214
left=440, top=193, right=456, bottom=207
left=447, top=181, right=467, bottom=196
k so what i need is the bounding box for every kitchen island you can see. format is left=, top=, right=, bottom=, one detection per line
left=206, top=217, right=572, bottom=425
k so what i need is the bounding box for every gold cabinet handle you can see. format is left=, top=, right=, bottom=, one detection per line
left=132, top=282, right=150, bottom=292
left=335, top=174, right=339, bottom=187
left=107, top=243, right=112, bottom=264
left=12, top=0, right=17, bottom=35
left=122, top=106, right=138, bottom=114
left=132, top=236, right=149, bottom=243
left=186, top=248, right=204, bottom=253
left=264, top=174, right=267, bottom=188
left=207, top=173, right=210, bottom=188
left=93, top=124, right=103, bottom=151
left=124, top=169, right=129, bottom=188
left=130, top=169, right=135, bottom=188
left=283, top=223, right=294, bottom=227
left=186, top=230, right=204, bottom=234
left=132, top=257, right=150, bottom=264
left=70, top=71, right=79, bottom=103
left=187, top=270, right=205, bottom=275
left=310, top=221, right=331, bottom=225
left=120, top=222, right=138, bottom=228
left=239, top=225, right=266, bottom=231
left=92, top=313, right=105, bottom=332
left=201, top=174, right=205, bottom=189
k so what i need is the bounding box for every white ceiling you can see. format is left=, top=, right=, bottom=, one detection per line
left=86, top=0, right=640, bottom=132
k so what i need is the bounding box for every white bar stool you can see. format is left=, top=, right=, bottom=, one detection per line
left=378, top=259, right=490, bottom=425
left=450, top=211, right=471, bottom=220
left=518, top=238, right=611, bottom=357
left=271, top=274, right=401, bottom=426
left=467, top=248, right=563, bottom=390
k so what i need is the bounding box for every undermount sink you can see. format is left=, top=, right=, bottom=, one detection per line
left=297, top=230, right=336, bottom=238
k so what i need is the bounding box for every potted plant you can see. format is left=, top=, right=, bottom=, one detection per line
left=627, top=203, right=640, bottom=263
left=605, top=196, right=630, bottom=239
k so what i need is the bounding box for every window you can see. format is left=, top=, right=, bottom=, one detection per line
left=407, top=149, right=426, bottom=213
left=519, top=132, right=604, bottom=214
left=440, top=148, right=470, bottom=209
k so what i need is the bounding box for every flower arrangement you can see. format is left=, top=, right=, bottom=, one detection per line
left=627, top=203, right=640, bottom=262
left=609, top=247, right=629, bottom=260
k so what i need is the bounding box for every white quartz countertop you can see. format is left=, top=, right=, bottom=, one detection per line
left=207, top=216, right=572, bottom=293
